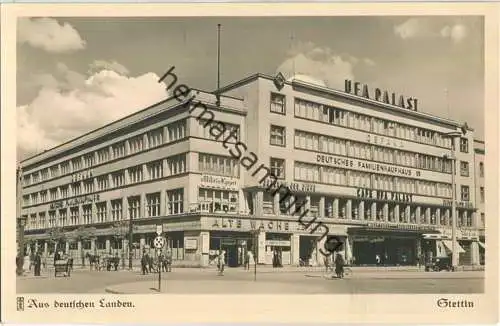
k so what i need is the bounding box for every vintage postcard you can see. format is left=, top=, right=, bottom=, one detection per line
left=1, top=2, right=499, bottom=324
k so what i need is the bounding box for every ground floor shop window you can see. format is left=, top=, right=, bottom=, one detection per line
left=351, top=236, right=417, bottom=266
left=165, top=232, right=184, bottom=260
left=210, top=232, right=253, bottom=267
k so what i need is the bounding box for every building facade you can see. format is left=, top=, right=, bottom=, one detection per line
left=18, top=72, right=484, bottom=267
left=473, top=139, right=486, bottom=264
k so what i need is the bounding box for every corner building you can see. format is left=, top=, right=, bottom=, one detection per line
left=19, top=73, right=484, bottom=267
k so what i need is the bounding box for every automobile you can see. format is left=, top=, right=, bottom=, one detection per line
left=425, top=256, right=452, bottom=272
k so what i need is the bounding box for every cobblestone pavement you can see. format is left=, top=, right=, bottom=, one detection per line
left=17, top=267, right=484, bottom=294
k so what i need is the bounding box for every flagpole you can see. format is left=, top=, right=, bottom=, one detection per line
left=216, top=24, right=221, bottom=106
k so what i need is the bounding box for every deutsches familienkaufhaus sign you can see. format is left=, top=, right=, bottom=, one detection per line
left=200, top=175, right=239, bottom=191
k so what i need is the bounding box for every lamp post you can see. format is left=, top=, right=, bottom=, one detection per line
left=252, top=226, right=264, bottom=281
left=445, top=127, right=467, bottom=271
left=16, top=166, right=25, bottom=276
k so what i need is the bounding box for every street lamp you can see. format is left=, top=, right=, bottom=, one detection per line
left=444, top=127, right=467, bottom=271
left=251, top=225, right=265, bottom=281
left=16, top=216, right=27, bottom=276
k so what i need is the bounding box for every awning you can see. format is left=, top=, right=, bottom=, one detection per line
left=478, top=241, right=486, bottom=249
left=442, top=240, right=466, bottom=254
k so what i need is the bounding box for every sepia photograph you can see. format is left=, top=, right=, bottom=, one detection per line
left=2, top=3, right=498, bottom=324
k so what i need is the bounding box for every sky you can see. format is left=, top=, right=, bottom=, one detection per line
left=17, top=16, right=484, bottom=161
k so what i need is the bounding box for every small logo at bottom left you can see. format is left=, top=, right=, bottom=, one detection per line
left=16, top=297, right=25, bottom=311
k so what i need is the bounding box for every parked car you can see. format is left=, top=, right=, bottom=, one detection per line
left=425, top=256, right=452, bottom=272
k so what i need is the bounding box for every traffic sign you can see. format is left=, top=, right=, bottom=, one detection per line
left=154, top=236, right=166, bottom=249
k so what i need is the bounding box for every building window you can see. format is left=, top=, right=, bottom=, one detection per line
left=294, top=162, right=320, bottom=183
left=112, top=171, right=125, bottom=187
left=167, top=154, right=186, bottom=176
left=128, top=165, right=144, bottom=183
left=270, top=125, right=286, bottom=146
left=146, top=193, right=161, bottom=217
left=461, top=185, right=470, bottom=201
left=129, top=135, right=144, bottom=154
left=167, top=188, right=184, bottom=215
left=31, top=193, right=38, bottom=205
left=97, top=148, right=110, bottom=164
left=270, top=93, right=286, bottom=114
left=40, top=191, right=47, bottom=203
left=83, top=180, right=94, bottom=194
left=32, top=172, right=40, bottom=184
left=479, top=162, right=484, bottom=177
left=58, top=208, right=68, bottom=227
left=38, top=212, right=46, bottom=229
left=111, top=199, right=123, bottom=221
left=112, top=142, right=126, bottom=159
left=199, top=120, right=240, bottom=143
left=166, top=119, right=187, bottom=143
left=51, top=165, right=61, bottom=177
left=147, top=161, right=163, bottom=180
left=22, top=195, right=30, bottom=206
left=83, top=153, right=95, bottom=168
left=23, top=175, right=31, bottom=186
left=49, top=188, right=58, bottom=201
left=480, top=187, right=485, bottom=203
left=72, top=182, right=82, bottom=196
left=48, top=211, right=56, bottom=228
left=96, top=202, right=107, bottom=223
left=41, top=169, right=49, bottom=181
left=198, top=154, right=239, bottom=177
left=60, top=186, right=69, bottom=198
left=70, top=207, right=79, bottom=225
left=148, top=128, right=164, bottom=148
left=60, top=162, right=70, bottom=175
left=270, top=158, right=285, bottom=179
left=198, top=188, right=238, bottom=213
left=460, top=161, right=469, bottom=177
left=128, top=196, right=141, bottom=219
left=97, top=175, right=109, bottom=191
left=460, top=138, right=469, bottom=153
left=30, top=214, right=37, bottom=229
left=72, top=157, right=82, bottom=171
left=480, top=213, right=485, bottom=227
left=82, top=205, right=92, bottom=224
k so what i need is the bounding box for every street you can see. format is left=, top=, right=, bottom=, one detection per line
left=17, top=267, right=484, bottom=294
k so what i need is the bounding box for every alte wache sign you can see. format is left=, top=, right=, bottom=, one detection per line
left=345, top=80, right=418, bottom=111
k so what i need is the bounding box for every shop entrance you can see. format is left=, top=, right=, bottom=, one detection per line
left=299, top=235, right=317, bottom=266
left=210, top=232, right=253, bottom=268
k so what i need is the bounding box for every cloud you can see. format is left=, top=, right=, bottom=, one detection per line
left=394, top=18, right=468, bottom=43
left=17, top=63, right=168, bottom=159
left=277, top=43, right=374, bottom=90
left=89, top=60, right=130, bottom=76
left=18, top=17, right=86, bottom=53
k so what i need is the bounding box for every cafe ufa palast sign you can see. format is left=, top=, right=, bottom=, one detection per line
left=345, top=79, right=418, bottom=112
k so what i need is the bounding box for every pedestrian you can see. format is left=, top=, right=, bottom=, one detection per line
left=334, top=253, right=345, bottom=279
left=141, top=252, right=149, bottom=275
left=165, top=248, right=172, bottom=272
left=375, top=254, right=381, bottom=266
left=245, top=250, right=252, bottom=270
left=29, top=251, right=35, bottom=271
left=34, top=251, right=42, bottom=276
left=217, top=250, right=226, bottom=276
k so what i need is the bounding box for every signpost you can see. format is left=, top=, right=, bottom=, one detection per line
left=153, top=236, right=166, bottom=292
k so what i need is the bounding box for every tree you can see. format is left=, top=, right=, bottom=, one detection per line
left=46, top=227, right=66, bottom=255
left=70, top=226, right=97, bottom=267
left=110, top=220, right=138, bottom=269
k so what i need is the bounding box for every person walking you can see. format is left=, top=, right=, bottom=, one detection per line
left=217, top=250, right=226, bottom=276
left=165, top=248, right=172, bottom=272
left=141, top=251, right=149, bottom=275
left=334, top=253, right=345, bottom=279
left=34, top=251, right=42, bottom=276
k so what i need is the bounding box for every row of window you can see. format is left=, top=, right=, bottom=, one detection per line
left=23, top=154, right=188, bottom=206
left=274, top=95, right=471, bottom=152
left=294, top=130, right=454, bottom=174
left=23, top=119, right=189, bottom=187
left=24, top=189, right=184, bottom=230
left=293, top=161, right=463, bottom=199
left=261, top=193, right=474, bottom=227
